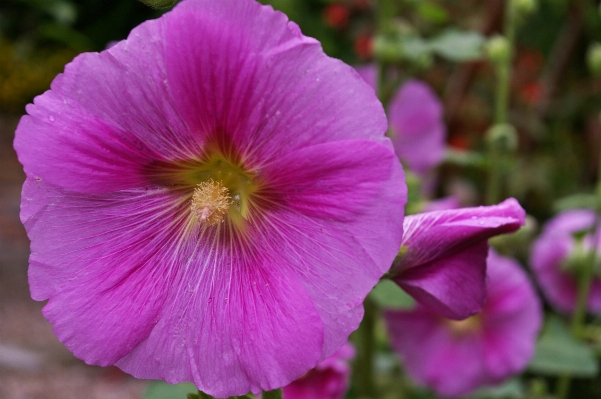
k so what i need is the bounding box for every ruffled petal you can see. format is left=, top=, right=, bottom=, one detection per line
left=162, top=0, right=388, bottom=166
left=22, top=177, right=187, bottom=364
left=14, top=18, right=196, bottom=193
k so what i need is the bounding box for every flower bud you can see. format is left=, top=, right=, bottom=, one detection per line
left=587, top=42, right=601, bottom=77
left=485, top=35, right=510, bottom=65
left=485, top=123, right=518, bottom=153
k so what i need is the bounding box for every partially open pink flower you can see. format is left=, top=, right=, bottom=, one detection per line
left=282, top=342, right=354, bottom=399
left=530, top=209, right=601, bottom=314
left=356, top=65, right=446, bottom=175
left=13, top=0, right=406, bottom=396
left=390, top=198, right=525, bottom=319
left=385, top=250, right=542, bottom=398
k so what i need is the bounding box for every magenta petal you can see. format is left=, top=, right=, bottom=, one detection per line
left=392, top=198, right=525, bottom=318
left=397, top=241, right=488, bottom=319
left=388, top=80, right=446, bottom=174
left=22, top=177, right=184, bottom=364
left=14, top=19, right=195, bottom=193
left=163, top=0, right=387, bottom=165
left=259, top=140, right=406, bottom=354
left=385, top=250, right=542, bottom=398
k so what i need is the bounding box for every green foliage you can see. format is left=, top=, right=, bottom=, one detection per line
left=529, top=316, right=599, bottom=377
left=369, top=280, right=416, bottom=310
left=428, top=29, right=485, bottom=62
left=144, top=381, right=198, bottom=399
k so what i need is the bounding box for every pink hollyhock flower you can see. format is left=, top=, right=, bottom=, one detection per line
left=530, top=209, right=601, bottom=314
left=389, top=198, right=525, bottom=319
left=385, top=250, right=542, bottom=398
left=13, top=0, right=406, bottom=396
left=282, top=343, right=354, bottom=399
left=356, top=65, right=446, bottom=175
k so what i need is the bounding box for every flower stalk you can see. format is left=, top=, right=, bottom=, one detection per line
left=555, top=152, right=601, bottom=399
left=486, top=1, right=519, bottom=205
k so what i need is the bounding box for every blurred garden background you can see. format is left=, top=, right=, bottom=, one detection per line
left=1, top=0, right=601, bottom=398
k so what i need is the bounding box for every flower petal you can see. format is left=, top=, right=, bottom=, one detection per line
left=22, top=177, right=186, bottom=364
left=392, top=198, right=525, bottom=318
left=14, top=18, right=196, bottom=193
left=162, top=0, right=388, bottom=166
left=396, top=241, right=488, bottom=320
left=259, top=139, right=406, bottom=354
left=388, top=80, right=446, bottom=174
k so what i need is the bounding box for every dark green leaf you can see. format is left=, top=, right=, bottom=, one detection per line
left=137, top=0, right=177, bottom=9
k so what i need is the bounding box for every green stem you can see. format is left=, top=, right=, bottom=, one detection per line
left=487, top=2, right=518, bottom=205
left=357, top=297, right=377, bottom=398
left=555, top=214, right=601, bottom=399
left=262, top=388, right=283, bottom=399
left=494, top=3, right=516, bottom=125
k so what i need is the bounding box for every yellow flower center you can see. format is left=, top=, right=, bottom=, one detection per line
left=446, top=315, right=481, bottom=336
left=191, top=179, right=232, bottom=226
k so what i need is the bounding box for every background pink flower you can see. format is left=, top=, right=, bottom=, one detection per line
left=356, top=65, right=447, bottom=175
left=13, top=0, right=406, bottom=396
left=530, top=209, right=601, bottom=314
left=385, top=250, right=543, bottom=398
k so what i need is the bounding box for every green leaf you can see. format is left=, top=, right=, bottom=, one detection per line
left=469, top=379, right=524, bottom=399
left=528, top=316, right=599, bottom=377
left=144, top=381, right=198, bottom=399
left=429, top=30, right=485, bottom=62
left=416, top=3, right=449, bottom=24
left=553, top=193, right=599, bottom=213
left=137, top=0, right=177, bottom=9
left=369, top=280, right=416, bottom=309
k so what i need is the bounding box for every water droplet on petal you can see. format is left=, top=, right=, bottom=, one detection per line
left=48, top=115, right=55, bottom=122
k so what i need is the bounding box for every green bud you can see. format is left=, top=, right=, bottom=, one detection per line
left=560, top=240, right=593, bottom=275
left=137, top=0, right=176, bottom=9
left=485, top=123, right=518, bottom=153
left=587, top=43, right=601, bottom=77
left=373, top=36, right=403, bottom=63
left=484, top=35, right=510, bottom=65
left=511, top=0, right=537, bottom=16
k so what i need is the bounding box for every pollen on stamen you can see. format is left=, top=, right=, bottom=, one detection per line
left=191, top=179, right=231, bottom=226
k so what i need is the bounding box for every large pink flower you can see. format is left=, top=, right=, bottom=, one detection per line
left=13, top=0, right=406, bottom=396
left=385, top=250, right=542, bottom=398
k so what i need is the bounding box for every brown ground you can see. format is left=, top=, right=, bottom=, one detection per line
left=0, top=114, right=147, bottom=399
